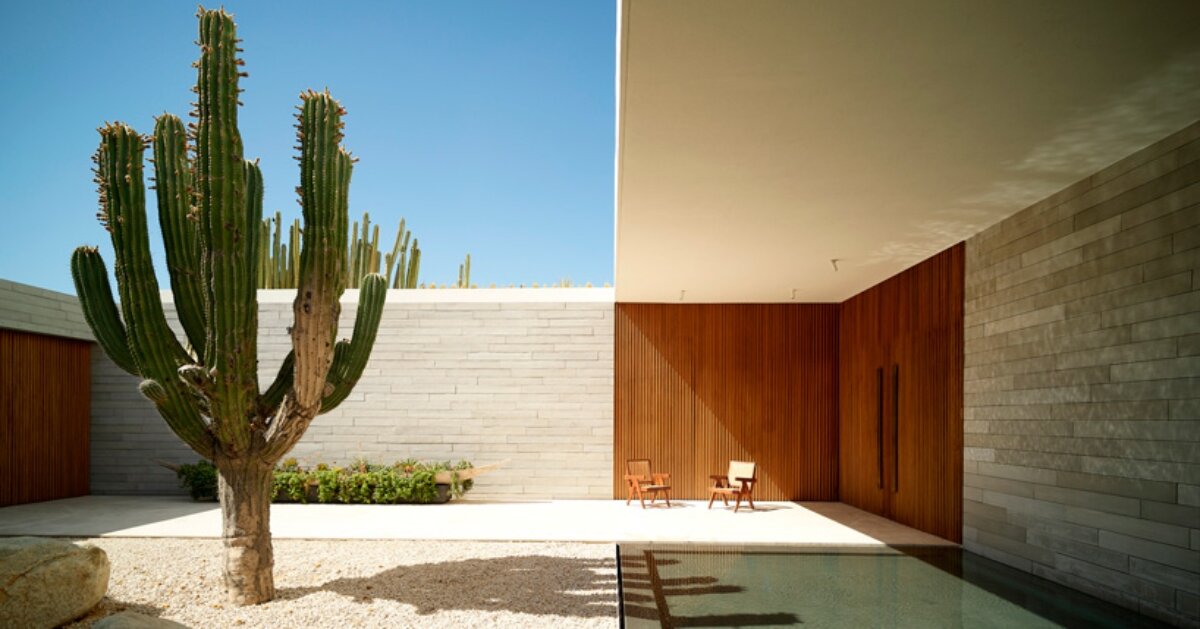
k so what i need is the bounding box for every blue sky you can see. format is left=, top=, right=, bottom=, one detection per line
left=0, top=1, right=615, bottom=293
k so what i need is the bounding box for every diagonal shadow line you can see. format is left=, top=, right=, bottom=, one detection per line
left=622, top=307, right=796, bottom=499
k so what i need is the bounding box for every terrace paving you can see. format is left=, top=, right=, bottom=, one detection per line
left=0, top=497, right=952, bottom=546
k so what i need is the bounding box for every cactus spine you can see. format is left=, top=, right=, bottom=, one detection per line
left=70, top=7, right=386, bottom=605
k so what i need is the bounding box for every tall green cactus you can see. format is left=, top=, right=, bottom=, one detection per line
left=70, top=7, right=386, bottom=605
left=457, top=253, right=471, bottom=288
left=257, top=210, right=422, bottom=289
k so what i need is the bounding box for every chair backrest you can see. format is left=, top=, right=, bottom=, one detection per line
left=727, top=460, right=756, bottom=487
left=627, top=459, right=652, bottom=481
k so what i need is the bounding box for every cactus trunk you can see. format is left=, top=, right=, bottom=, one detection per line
left=216, top=455, right=274, bottom=605
left=70, top=7, right=387, bottom=606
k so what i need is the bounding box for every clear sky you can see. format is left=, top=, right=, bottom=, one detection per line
left=0, top=1, right=615, bottom=293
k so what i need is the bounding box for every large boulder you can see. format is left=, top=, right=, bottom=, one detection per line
left=94, top=611, right=190, bottom=629
left=0, top=536, right=110, bottom=628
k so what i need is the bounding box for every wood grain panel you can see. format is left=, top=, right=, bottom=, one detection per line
left=838, top=279, right=888, bottom=516
left=0, top=329, right=91, bottom=506
left=839, top=243, right=964, bottom=542
left=615, top=304, right=839, bottom=500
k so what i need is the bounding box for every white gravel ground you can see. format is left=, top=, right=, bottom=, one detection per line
left=66, top=538, right=619, bottom=629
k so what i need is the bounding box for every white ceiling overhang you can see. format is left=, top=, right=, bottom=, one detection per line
left=615, top=0, right=1200, bottom=302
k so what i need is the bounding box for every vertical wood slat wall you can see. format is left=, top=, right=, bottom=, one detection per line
left=614, top=304, right=839, bottom=500
left=0, top=329, right=91, bottom=507
left=839, top=244, right=964, bottom=542
left=613, top=244, right=963, bottom=542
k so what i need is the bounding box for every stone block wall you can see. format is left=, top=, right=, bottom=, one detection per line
left=963, top=121, right=1199, bottom=627
left=0, top=279, right=92, bottom=341
left=90, top=289, right=615, bottom=500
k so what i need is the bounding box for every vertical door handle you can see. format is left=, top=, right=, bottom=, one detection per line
left=893, top=364, right=900, bottom=493
left=876, top=367, right=884, bottom=490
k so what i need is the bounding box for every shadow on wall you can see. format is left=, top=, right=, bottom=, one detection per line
left=859, top=48, right=1200, bottom=273
left=279, top=555, right=617, bottom=618
left=616, top=304, right=839, bottom=500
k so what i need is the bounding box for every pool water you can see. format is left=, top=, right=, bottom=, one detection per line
left=618, top=545, right=1169, bottom=628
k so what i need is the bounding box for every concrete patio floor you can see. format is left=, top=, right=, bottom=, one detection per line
left=0, top=496, right=953, bottom=546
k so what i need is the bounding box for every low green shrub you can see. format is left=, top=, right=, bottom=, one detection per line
left=173, top=458, right=474, bottom=504
left=174, top=460, right=218, bottom=501
left=273, top=469, right=310, bottom=503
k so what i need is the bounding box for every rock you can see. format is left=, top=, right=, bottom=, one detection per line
left=94, top=611, right=191, bottom=629
left=0, top=536, right=110, bottom=628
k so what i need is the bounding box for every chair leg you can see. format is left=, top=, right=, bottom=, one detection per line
left=721, top=495, right=729, bottom=506
left=734, top=494, right=743, bottom=513
left=747, top=493, right=755, bottom=510
left=626, top=485, right=633, bottom=506
left=664, top=490, right=671, bottom=508
left=707, top=492, right=716, bottom=509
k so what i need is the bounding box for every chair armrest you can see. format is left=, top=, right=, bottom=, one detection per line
left=734, top=477, right=756, bottom=483
left=652, top=473, right=671, bottom=483
left=708, top=475, right=727, bottom=480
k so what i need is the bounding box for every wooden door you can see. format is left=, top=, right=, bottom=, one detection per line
left=838, top=243, right=964, bottom=542
left=839, top=283, right=891, bottom=515
left=889, top=248, right=964, bottom=540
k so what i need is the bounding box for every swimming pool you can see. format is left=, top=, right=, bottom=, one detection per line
left=617, top=544, right=1168, bottom=628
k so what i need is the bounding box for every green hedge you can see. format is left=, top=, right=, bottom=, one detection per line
left=173, top=458, right=474, bottom=504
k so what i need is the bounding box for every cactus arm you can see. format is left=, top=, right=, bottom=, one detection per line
left=405, top=239, right=420, bottom=289
left=289, top=219, right=301, bottom=287
left=270, top=211, right=281, bottom=288
left=347, top=217, right=360, bottom=289
left=96, top=123, right=211, bottom=456
left=368, top=224, right=380, bottom=275
left=263, top=92, right=352, bottom=460
left=260, top=274, right=385, bottom=417
left=257, top=218, right=267, bottom=288
left=245, top=158, right=263, bottom=295
left=289, top=91, right=350, bottom=410
left=141, top=379, right=214, bottom=459
left=70, top=247, right=139, bottom=375
left=195, top=9, right=258, bottom=452
left=384, top=218, right=404, bottom=287
left=152, top=114, right=207, bottom=361
left=356, top=213, right=370, bottom=283
left=321, top=273, right=386, bottom=412
left=97, top=124, right=191, bottom=370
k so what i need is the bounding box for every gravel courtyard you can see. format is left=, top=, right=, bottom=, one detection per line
left=67, top=538, right=619, bottom=628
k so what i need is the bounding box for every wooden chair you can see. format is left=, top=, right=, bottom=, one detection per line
left=707, top=460, right=757, bottom=512
left=625, top=459, right=672, bottom=508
